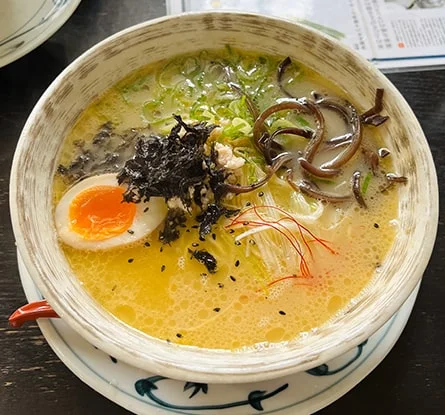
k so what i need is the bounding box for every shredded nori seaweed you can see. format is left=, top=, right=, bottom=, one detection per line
left=196, top=204, right=239, bottom=240
left=117, top=115, right=217, bottom=205
left=188, top=249, right=218, bottom=273
left=159, top=208, right=187, bottom=244
left=57, top=122, right=141, bottom=182
left=92, top=121, right=113, bottom=145
left=117, top=116, right=236, bottom=243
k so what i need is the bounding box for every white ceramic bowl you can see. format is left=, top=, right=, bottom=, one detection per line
left=10, top=12, right=438, bottom=383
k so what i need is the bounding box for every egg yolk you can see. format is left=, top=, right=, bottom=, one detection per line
left=68, top=186, right=136, bottom=240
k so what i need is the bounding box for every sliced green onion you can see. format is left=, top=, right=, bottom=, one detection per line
left=222, top=117, right=252, bottom=139
left=237, top=56, right=271, bottom=83
left=294, top=115, right=311, bottom=127
left=181, top=57, right=200, bottom=76
left=142, top=99, right=165, bottom=123
left=361, top=172, right=372, bottom=194
left=157, top=62, right=186, bottom=88
left=190, top=102, right=216, bottom=122
left=119, top=74, right=155, bottom=104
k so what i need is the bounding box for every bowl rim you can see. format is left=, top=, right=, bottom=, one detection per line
left=9, top=10, right=439, bottom=383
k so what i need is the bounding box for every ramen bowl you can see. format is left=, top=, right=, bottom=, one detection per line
left=9, top=12, right=438, bottom=383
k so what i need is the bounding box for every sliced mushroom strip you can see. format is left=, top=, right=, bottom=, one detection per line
left=271, top=126, right=314, bottom=140
left=386, top=173, right=408, bottom=183
left=298, top=157, right=340, bottom=178
left=287, top=174, right=353, bottom=203
left=352, top=171, right=367, bottom=208
left=259, top=127, right=313, bottom=164
left=301, top=99, right=326, bottom=163
left=361, top=88, right=389, bottom=126
left=314, top=97, right=363, bottom=170
left=253, top=100, right=325, bottom=164
left=378, top=147, right=391, bottom=158
left=228, top=81, right=260, bottom=120
left=221, top=152, right=295, bottom=195
left=323, top=133, right=353, bottom=150
left=362, top=148, right=379, bottom=175
left=277, top=56, right=293, bottom=98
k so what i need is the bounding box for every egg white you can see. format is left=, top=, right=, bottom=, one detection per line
left=55, top=173, right=167, bottom=250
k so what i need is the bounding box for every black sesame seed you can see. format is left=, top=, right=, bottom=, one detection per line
left=243, top=221, right=250, bottom=226
left=229, top=229, right=235, bottom=234
left=186, top=229, right=191, bottom=233
left=217, top=283, right=224, bottom=288
left=235, top=241, right=241, bottom=246
left=161, top=265, right=166, bottom=272
left=109, top=356, right=118, bottom=363
left=192, top=225, right=199, bottom=229
left=111, top=285, right=117, bottom=292
left=144, top=207, right=149, bottom=213
left=199, top=236, right=205, bottom=242
left=258, top=191, right=264, bottom=197
left=128, top=258, right=134, bottom=263
left=212, top=233, right=216, bottom=240
left=374, top=223, right=380, bottom=228
left=200, top=273, right=208, bottom=278
left=235, top=260, right=240, bottom=267
left=160, top=246, right=163, bottom=252
left=192, top=242, right=199, bottom=247
left=249, top=239, right=256, bottom=245
left=213, top=307, right=221, bottom=312
left=230, top=275, right=236, bottom=282
left=127, top=229, right=134, bottom=234
left=144, top=242, right=151, bottom=247
left=279, top=310, right=286, bottom=315
left=176, top=333, right=183, bottom=338
left=245, top=202, right=251, bottom=206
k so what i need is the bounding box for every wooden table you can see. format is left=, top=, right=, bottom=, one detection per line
left=1, top=1, right=444, bottom=413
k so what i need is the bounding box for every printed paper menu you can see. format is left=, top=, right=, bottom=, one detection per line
left=167, top=0, right=445, bottom=72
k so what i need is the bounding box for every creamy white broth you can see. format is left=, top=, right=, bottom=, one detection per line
left=53, top=49, right=398, bottom=349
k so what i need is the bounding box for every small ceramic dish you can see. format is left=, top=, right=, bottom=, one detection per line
left=9, top=12, right=438, bottom=384
left=0, top=0, right=82, bottom=68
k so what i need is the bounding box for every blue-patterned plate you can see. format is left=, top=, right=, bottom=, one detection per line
left=0, top=0, right=81, bottom=68
left=18, top=254, right=419, bottom=415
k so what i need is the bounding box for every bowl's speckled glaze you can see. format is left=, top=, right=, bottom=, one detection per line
left=10, top=12, right=438, bottom=383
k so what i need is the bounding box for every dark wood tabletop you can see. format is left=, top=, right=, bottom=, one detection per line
left=1, top=1, right=444, bottom=414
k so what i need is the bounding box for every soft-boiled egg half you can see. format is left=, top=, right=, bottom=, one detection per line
left=55, top=173, right=167, bottom=250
